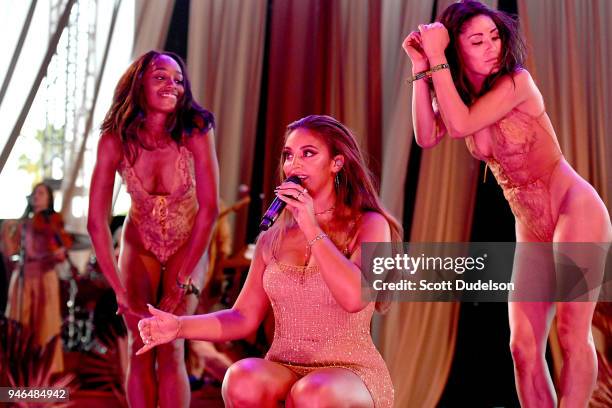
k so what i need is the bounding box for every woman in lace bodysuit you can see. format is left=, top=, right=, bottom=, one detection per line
left=88, top=51, right=219, bottom=408
left=136, top=115, right=402, bottom=407
left=405, top=2, right=611, bottom=406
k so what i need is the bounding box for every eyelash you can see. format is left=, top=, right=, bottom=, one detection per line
left=283, top=150, right=316, bottom=160
left=472, top=36, right=500, bottom=46
left=155, top=76, right=184, bottom=85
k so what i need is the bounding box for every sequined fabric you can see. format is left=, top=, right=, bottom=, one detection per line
left=466, top=108, right=563, bottom=241
left=263, top=258, right=394, bottom=408
left=118, top=146, right=197, bottom=263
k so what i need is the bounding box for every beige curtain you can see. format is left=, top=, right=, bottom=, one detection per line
left=133, top=0, right=175, bottom=56
left=517, top=0, right=611, bottom=208
left=379, top=137, right=479, bottom=407
left=378, top=1, right=496, bottom=406
left=379, top=0, right=497, bottom=222
left=260, top=0, right=382, bottom=222
left=517, top=0, right=612, bottom=392
left=379, top=0, right=436, bottom=220
left=187, top=0, right=268, bottom=251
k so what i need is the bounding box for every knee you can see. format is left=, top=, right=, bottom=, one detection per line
left=509, top=333, right=540, bottom=369
left=222, top=359, right=280, bottom=407
left=288, top=377, right=344, bottom=408
left=556, top=323, right=594, bottom=359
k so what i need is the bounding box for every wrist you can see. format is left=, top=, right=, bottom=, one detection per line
left=427, top=55, right=448, bottom=66
left=307, top=232, right=329, bottom=249
left=176, top=275, right=200, bottom=297
left=412, top=63, right=430, bottom=74
left=177, top=272, right=189, bottom=284
left=175, top=315, right=183, bottom=339
left=303, top=225, right=324, bottom=242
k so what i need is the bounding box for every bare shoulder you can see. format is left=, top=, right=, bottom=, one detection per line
left=492, top=68, right=533, bottom=93
left=254, top=230, right=273, bottom=265
left=96, top=132, right=123, bottom=167
left=98, top=131, right=123, bottom=153
left=510, top=69, right=545, bottom=113
left=184, top=127, right=215, bottom=152
left=357, top=211, right=391, bottom=238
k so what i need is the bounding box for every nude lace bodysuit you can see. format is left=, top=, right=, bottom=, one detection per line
left=466, top=107, right=563, bottom=241
left=118, top=145, right=197, bottom=263
left=263, top=256, right=394, bottom=408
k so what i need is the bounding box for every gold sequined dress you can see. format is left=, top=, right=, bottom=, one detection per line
left=262, top=257, right=394, bottom=408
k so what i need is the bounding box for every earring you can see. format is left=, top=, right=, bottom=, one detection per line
left=334, top=173, right=340, bottom=189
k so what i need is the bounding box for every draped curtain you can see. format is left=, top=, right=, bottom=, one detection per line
left=377, top=2, right=494, bottom=406
left=133, top=0, right=175, bottom=57
left=260, top=0, right=382, bottom=203
left=187, top=0, right=268, bottom=251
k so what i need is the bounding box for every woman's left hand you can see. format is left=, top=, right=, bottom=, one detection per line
left=418, top=22, right=450, bottom=60
left=158, top=283, right=186, bottom=314
left=275, top=182, right=318, bottom=236
left=53, top=247, right=67, bottom=262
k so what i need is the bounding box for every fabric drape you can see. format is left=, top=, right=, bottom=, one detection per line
left=187, top=0, right=268, bottom=250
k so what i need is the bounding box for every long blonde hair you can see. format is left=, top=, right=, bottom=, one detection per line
left=260, top=115, right=402, bottom=312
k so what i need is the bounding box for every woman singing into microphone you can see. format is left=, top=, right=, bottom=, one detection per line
left=136, top=115, right=401, bottom=407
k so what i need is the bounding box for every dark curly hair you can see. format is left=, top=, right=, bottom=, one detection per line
left=440, top=0, right=527, bottom=104
left=100, top=50, right=214, bottom=164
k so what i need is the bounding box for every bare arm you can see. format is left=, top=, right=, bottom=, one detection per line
left=419, top=23, right=536, bottom=138
left=87, top=133, right=128, bottom=308
left=176, top=128, right=220, bottom=283
left=308, top=212, right=392, bottom=313
left=158, top=128, right=220, bottom=312
left=178, top=239, right=272, bottom=341
left=402, top=32, right=447, bottom=148
left=136, top=238, right=273, bottom=353
left=429, top=56, right=533, bottom=138
left=411, top=63, right=448, bottom=148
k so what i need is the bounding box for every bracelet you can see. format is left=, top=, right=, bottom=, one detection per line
left=176, top=276, right=201, bottom=297
left=406, top=63, right=450, bottom=84
left=173, top=315, right=183, bottom=340
left=307, top=232, right=328, bottom=248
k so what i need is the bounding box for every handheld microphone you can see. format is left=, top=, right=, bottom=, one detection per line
left=259, top=175, right=302, bottom=231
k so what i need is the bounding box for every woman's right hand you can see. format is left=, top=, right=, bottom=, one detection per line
left=136, top=304, right=182, bottom=355
left=402, top=31, right=429, bottom=68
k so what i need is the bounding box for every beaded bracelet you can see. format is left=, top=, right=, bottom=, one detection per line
left=176, top=276, right=201, bottom=297
left=406, top=63, right=450, bottom=84
left=307, top=232, right=328, bottom=248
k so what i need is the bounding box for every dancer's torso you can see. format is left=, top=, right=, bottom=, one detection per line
left=118, top=144, right=198, bottom=263
left=465, top=106, right=575, bottom=241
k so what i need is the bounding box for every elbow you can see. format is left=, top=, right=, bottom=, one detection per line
left=231, top=307, right=259, bottom=336
left=87, top=217, right=103, bottom=236
left=447, top=123, right=469, bottom=139
left=415, top=138, right=439, bottom=149
left=414, top=129, right=442, bottom=148
left=340, top=296, right=369, bottom=314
